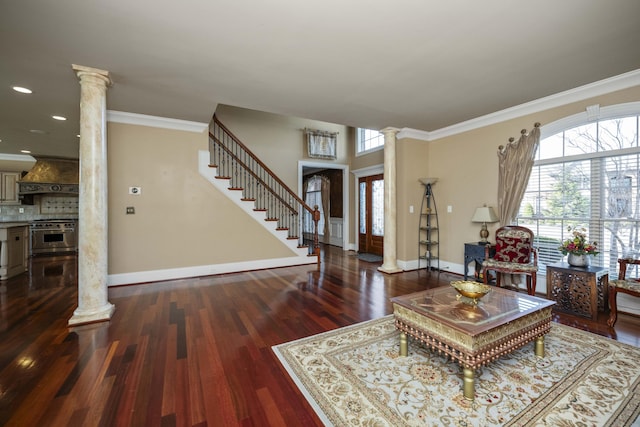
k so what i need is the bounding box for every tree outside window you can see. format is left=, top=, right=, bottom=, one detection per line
left=518, top=111, right=640, bottom=278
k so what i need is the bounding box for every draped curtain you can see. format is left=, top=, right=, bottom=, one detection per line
left=320, top=176, right=331, bottom=239
left=496, top=123, right=540, bottom=287
left=497, top=123, right=541, bottom=225
left=303, top=175, right=330, bottom=240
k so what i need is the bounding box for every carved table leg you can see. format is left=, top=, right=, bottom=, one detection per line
left=463, top=367, right=475, bottom=400
left=399, top=331, right=407, bottom=356
left=535, top=335, right=545, bottom=357
left=607, top=287, right=618, bottom=327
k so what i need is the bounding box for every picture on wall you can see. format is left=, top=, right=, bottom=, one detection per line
left=306, top=128, right=338, bottom=160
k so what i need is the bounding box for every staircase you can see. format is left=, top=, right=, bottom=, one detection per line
left=204, top=115, right=320, bottom=265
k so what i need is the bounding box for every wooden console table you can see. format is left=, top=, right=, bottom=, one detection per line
left=546, top=262, right=609, bottom=320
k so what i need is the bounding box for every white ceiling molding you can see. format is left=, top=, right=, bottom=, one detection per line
left=396, top=69, right=640, bottom=143
left=397, top=128, right=430, bottom=141
left=351, top=164, right=383, bottom=178
left=0, top=153, right=35, bottom=162
left=107, top=111, right=209, bottom=133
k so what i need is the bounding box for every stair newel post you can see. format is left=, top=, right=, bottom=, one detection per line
left=313, top=205, right=321, bottom=264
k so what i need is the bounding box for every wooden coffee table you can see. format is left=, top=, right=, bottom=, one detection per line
left=391, top=285, right=555, bottom=400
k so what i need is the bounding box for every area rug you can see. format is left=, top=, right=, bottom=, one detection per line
left=272, top=315, right=640, bottom=426
left=357, top=253, right=383, bottom=263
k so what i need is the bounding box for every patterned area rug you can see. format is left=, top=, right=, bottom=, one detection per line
left=273, top=315, right=640, bottom=426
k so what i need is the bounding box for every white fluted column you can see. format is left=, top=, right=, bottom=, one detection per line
left=69, top=64, right=115, bottom=326
left=378, top=127, right=402, bottom=274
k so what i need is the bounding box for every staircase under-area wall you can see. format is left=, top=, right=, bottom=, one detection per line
left=203, top=116, right=320, bottom=267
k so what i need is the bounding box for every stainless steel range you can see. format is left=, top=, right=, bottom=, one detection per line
left=30, top=219, right=77, bottom=255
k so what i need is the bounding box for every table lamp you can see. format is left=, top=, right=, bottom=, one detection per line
left=471, top=206, right=499, bottom=244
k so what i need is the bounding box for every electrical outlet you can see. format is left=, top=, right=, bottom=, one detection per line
left=19, top=207, right=24, bottom=213
left=126, top=206, right=135, bottom=214
left=447, top=205, right=452, bottom=213
left=409, top=205, right=414, bottom=213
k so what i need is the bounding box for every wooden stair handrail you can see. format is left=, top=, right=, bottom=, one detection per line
left=212, top=115, right=315, bottom=214
left=210, top=133, right=298, bottom=214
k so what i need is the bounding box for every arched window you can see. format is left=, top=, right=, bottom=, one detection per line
left=517, top=102, right=640, bottom=276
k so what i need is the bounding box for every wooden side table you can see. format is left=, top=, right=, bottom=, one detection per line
left=546, top=262, right=609, bottom=320
left=464, top=242, right=495, bottom=281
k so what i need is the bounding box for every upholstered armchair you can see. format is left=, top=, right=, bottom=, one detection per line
left=481, top=226, right=538, bottom=295
left=607, top=258, right=640, bottom=327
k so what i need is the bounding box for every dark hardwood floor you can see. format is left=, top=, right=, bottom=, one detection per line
left=0, top=245, right=638, bottom=426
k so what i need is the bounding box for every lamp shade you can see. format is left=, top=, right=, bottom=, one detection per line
left=471, top=206, right=499, bottom=223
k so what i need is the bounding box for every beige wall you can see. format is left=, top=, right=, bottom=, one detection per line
left=396, top=138, right=430, bottom=261
left=397, top=85, right=640, bottom=268
left=107, top=122, right=295, bottom=275
left=215, top=105, right=350, bottom=190
left=107, top=83, right=640, bottom=276
left=215, top=105, right=367, bottom=247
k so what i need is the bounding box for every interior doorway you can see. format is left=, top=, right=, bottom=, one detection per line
left=358, top=174, right=384, bottom=256
left=299, top=162, right=349, bottom=249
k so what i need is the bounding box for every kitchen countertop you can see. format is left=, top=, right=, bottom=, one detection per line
left=0, top=222, right=30, bottom=229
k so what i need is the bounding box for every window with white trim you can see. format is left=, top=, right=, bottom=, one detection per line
left=517, top=103, right=640, bottom=278
left=356, top=128, right=384, bottom=154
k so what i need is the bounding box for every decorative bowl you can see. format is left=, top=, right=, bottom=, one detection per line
left=450, top=281, right=491, bottom=304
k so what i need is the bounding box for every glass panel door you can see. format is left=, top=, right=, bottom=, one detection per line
left=358, top=174, right=384, bottom=256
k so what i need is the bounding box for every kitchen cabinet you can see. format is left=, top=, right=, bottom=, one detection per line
left=0, top=223, right=29, bottom=280
left=0, top=172, right=20, bottom=205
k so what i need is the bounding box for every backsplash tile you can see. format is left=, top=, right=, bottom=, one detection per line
left=40, top=195, right=79, bottom=214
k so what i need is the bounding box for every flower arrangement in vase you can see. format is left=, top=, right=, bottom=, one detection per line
left=558, top=226, right=599, bottom=267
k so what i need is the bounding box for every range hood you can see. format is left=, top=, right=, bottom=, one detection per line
left=18, top=156, right=79, bottom=195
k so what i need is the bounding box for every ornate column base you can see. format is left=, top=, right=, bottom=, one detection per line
left=68, top=303, right=115, bottom=326
left=378, top=265, right=403, bottom=274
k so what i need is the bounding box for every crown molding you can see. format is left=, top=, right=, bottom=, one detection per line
left=107, top=111, right=208, bottom=133
left=0, top=153, right=36, bottom=162
left=396, top=69, right=640, bottom=142
left=397, top=128, right=430, bottom=141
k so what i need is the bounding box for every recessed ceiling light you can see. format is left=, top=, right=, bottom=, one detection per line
left=76, top=134, right=80, bottom=138
left=52, top=115, right=67, bottom=121
left=12, top=86, right=32, bottom=94
left=29, top=129, right=48, bottom=134
left=21, top=150, right=31, bottom=154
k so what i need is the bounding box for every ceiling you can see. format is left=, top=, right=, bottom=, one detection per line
left=1, top=0, right=640, bottom=162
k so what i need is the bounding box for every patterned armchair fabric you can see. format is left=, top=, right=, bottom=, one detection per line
left=607, top=258, right=640, bottom=327
left=482, top=226, right=538, bottom=295
left=494, top=228, right=533, bottom=263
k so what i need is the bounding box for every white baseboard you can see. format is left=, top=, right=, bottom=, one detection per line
left=107, top=255, right=316, bottom=287
left=398, top=258, right=464, bottom=275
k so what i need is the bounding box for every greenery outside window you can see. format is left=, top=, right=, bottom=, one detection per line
left=517, top=104, right=640, bottom=278
left=356, top=128, right=384, bottom=155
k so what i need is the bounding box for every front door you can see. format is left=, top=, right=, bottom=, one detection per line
left=358, top=174, right=384, bottom=256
